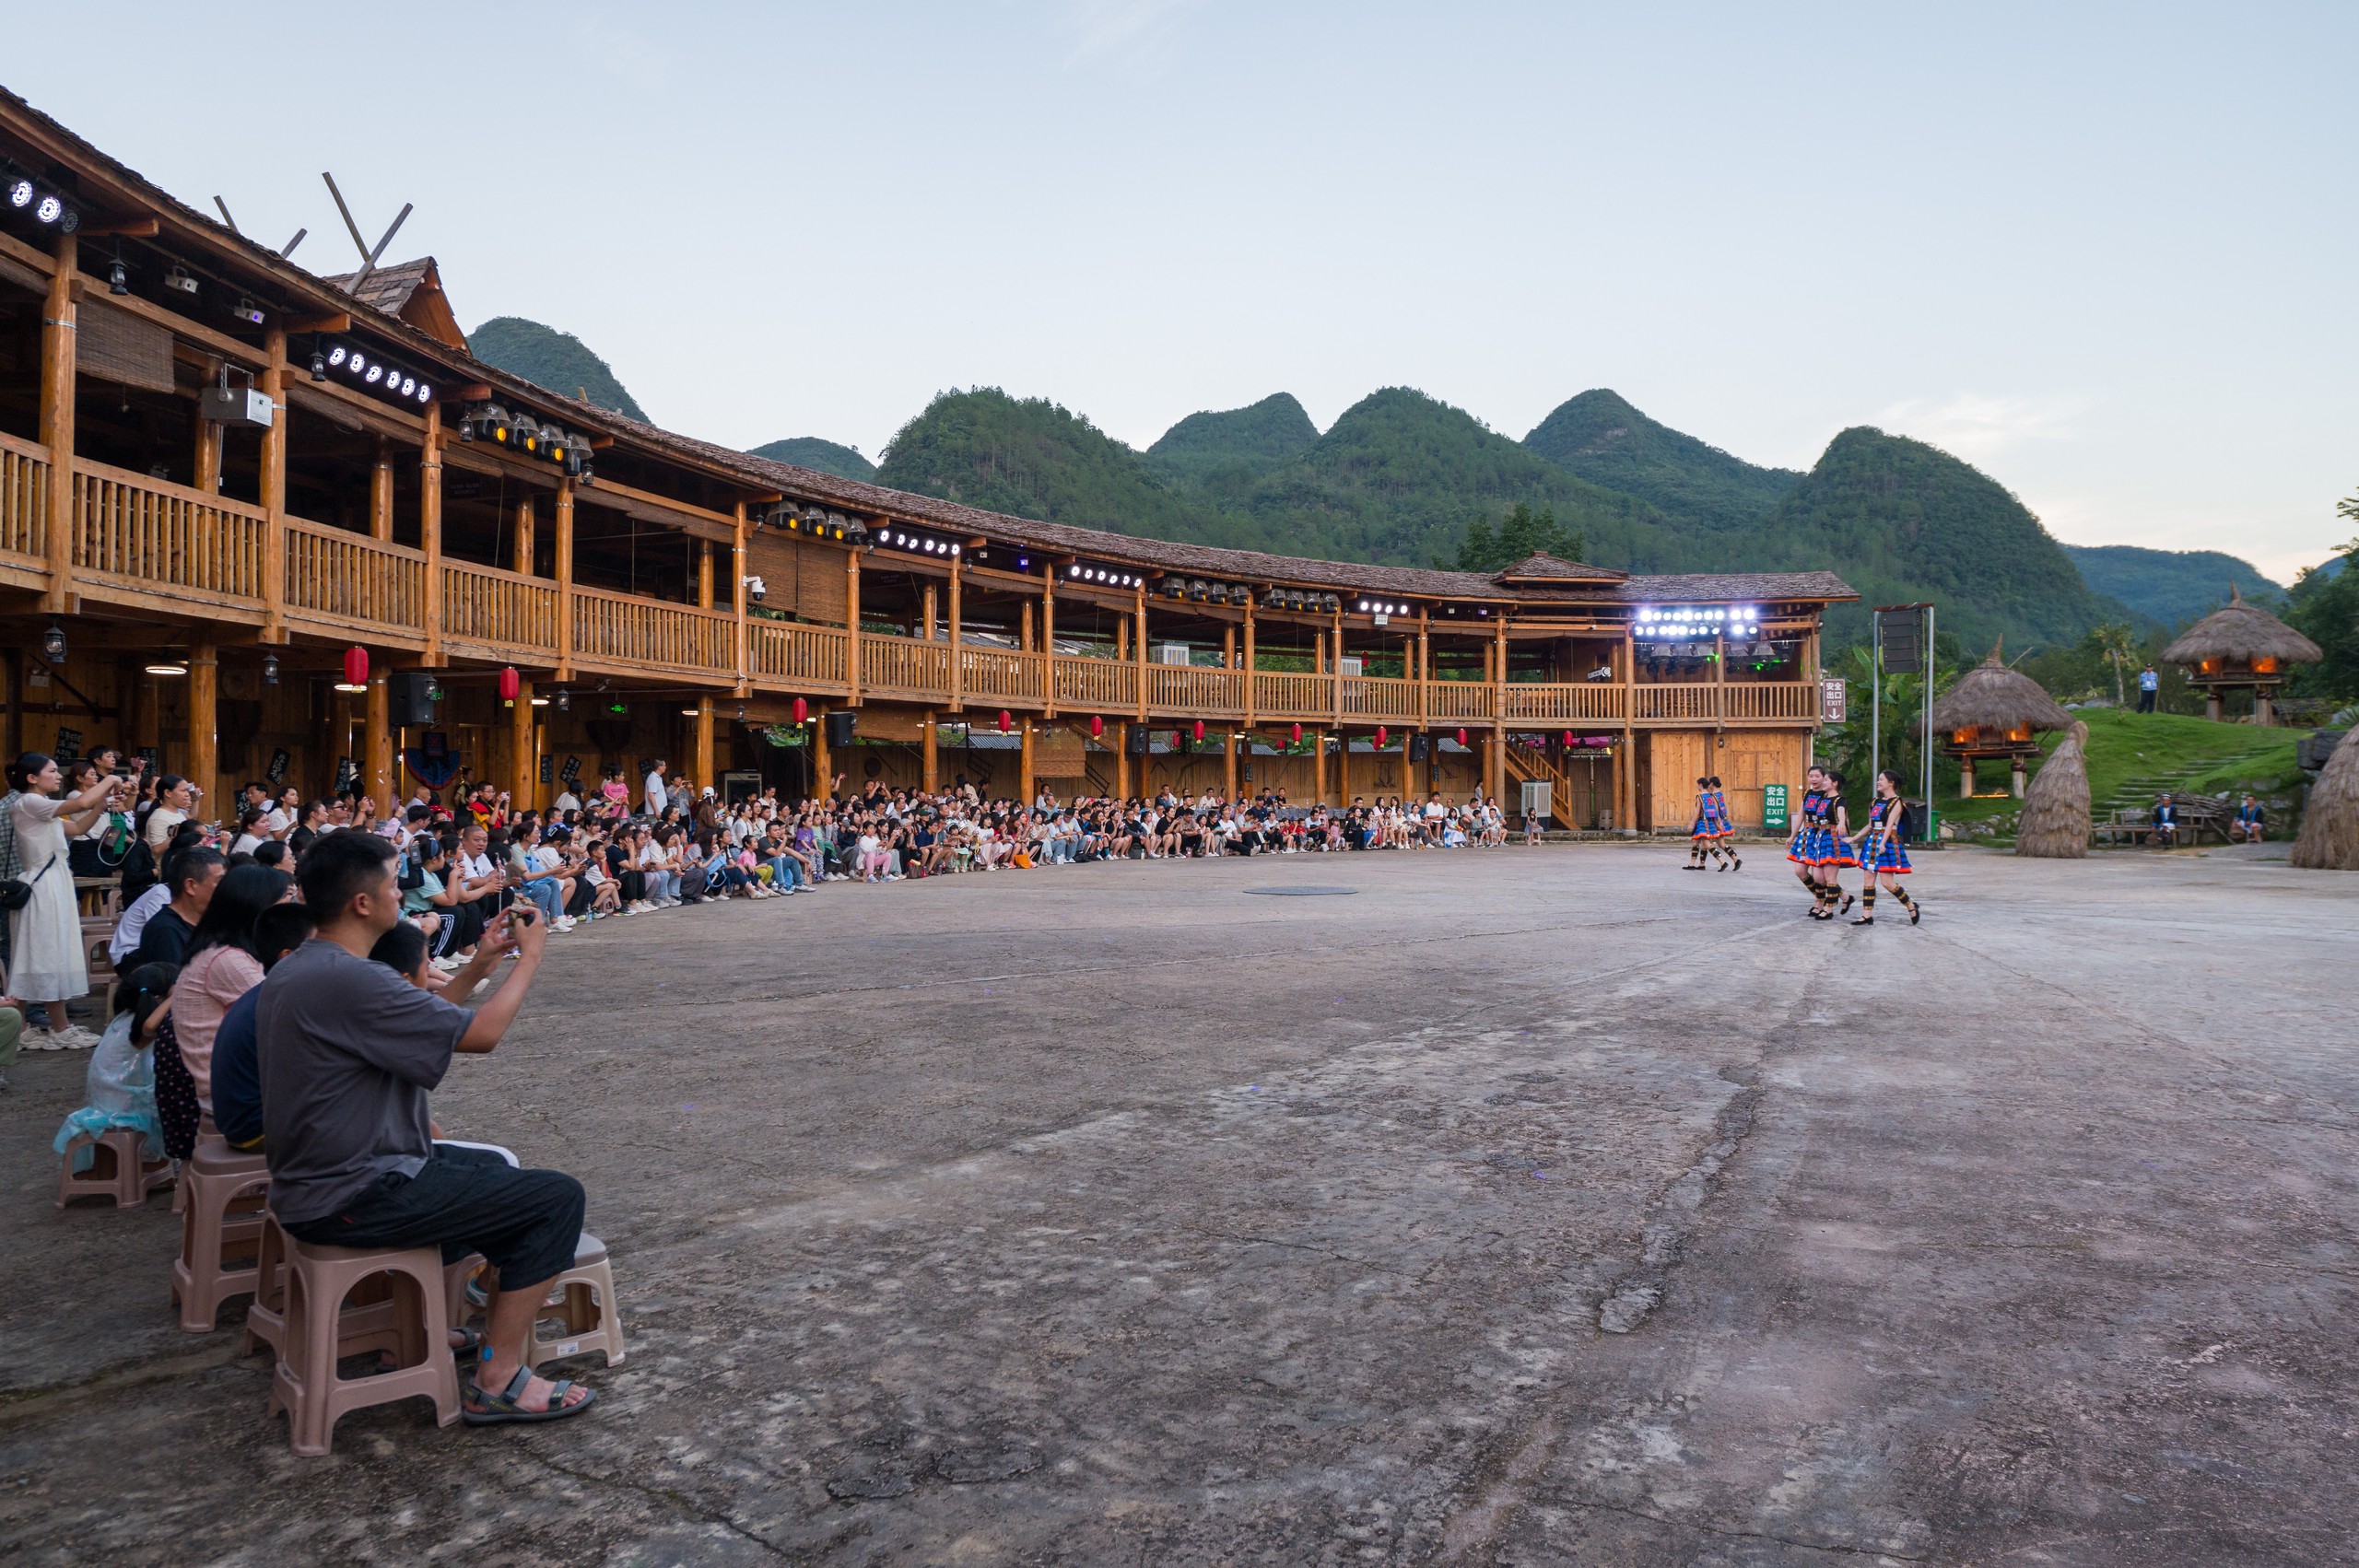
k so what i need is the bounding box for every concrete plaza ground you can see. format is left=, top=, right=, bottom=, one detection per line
left=2, top=841, right=2355, bottom=1565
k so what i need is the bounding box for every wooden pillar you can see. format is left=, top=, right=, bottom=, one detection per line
left=698, top=539, right=714, bottom=608
left=945, top=556, right=962, bottom=710
left=1223, top=625, right=1235, bottom=668
left=1133, top=589, right=1149, bottom=722
left=2011, top=757, right=2027, bottom=799
left=1417, top=610, right=1430, bottom=729
left=813, top=712, right=831, bottom=801
left=1338, top=731, right=1351, bottom=802
left=1619, top=626, right=1637, bottom=834
left=1400, top=732, right=1413, bottom=799
left=1020, top=720, right=1036, bottom=805
left=1224, top=730, right=1238, bottom=800
left=188, top=641, right=218, bottom=824
left=510, top=679, right=536, bottom=808
left=366, top=670, right=393, bottom=817
left=554, top=476, right=575, bottom=679
left=194, top=385, right=223, bottom=495
left=922, top=583, right=938, bottom=643
left=2205, top=688, right=2222, bottom=723
left=1115, top=720, right=1132, bottom=798
left=1485, top=726, right=1504, bottom=805
left=846, top=548, right=863, bottom=706
left=1116, top=615, right=1128, bottom=661
left=513, top=496, right=534, bottom=577
left=38, top=234, right=76, bottom=614
left=1242, top=605, right=1256, bottom=726
left=1332, top=614, right=1345, bottom=729
left=421, top=404, right=444, bottom=666
left=1041, top=574, right=1058, bottom=719
left=921, top=711, right=939, bottom=793
left=1959, top=756, right=1976, bottom=799
left=694, top=694, right=714, bottom=798
left=259, top=328, right=288, bottom=641
left=1312, top=729, right=1328, bottom=803
left=731, top=498, right=747, bottom=694
left=1021, top=600, right=1034, bottom=652
left=370, top=438, right=394, bottom=541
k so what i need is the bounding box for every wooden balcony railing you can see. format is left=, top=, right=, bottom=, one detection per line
left=962, top=646, right=1047, bottom=704
left=1147, top=664, right=1245, bottom=716
left=1426, top=681, right=1495, bottom=721
left=750, top=621, right=849, bottom=687
left=74, top=458, right=265, bottom=602
left=1633, top=683, right=1719, bottom=722
left=0, top=430, right=47, bottom=562
left=1721, top=681, right=1816, bottom=720
left=1342, top=674, right=1420, bottom=720
left=860, top=633, right=952, bottom=696
left=571, top=585, right=732, bottom=672
left=283, top=519, right=427, bottom=632
left=443, top=562, right=561, bottom=653
left=1252, top=671, right=1330, bottom=718
left=1055, top=656, right=1135, bottom=712
left=1502, top=683, right=1626, bottom=723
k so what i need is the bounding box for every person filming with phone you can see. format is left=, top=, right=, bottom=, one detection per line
left=258, top=830, right=597, bottom=1425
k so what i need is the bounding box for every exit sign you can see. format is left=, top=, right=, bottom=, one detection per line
left=1763, top=783, right=1789, bottom=833
left=1819, top=678, right=1848, bottom=723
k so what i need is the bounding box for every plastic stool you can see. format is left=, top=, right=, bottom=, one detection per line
left=244, top=1214, right=409, bottom=1360
left=532, top=1234, right=626, bottom=1371
left=55, top=1128, right=174, bottom=1210
left=266, top=1237, right=460, bottom=1457
left=171, top=1137, right=271, bottom=1331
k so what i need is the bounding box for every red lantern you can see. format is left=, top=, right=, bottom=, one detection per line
left=1456, top=727, right=1467, bottom=748
left=343, top=645, right=369, bottom=687
left=1376, top=725, right=1389, bottom=748
left=1192, top=719, right=1205, bottom=743
left=498, top=666, right=521, bottom=704
left=1290, top=722, right=1303, bottom=744
left=1562, top=730, right=1574, bottom=748
left=1089, top=713, right=1104, bottom=739
left=998, top=709, right=1011, bottom=733
left=792, top=696, right=808, bottom=724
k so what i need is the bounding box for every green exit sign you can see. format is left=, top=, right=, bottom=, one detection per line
left=1762, top=782, right=1790, bottom=833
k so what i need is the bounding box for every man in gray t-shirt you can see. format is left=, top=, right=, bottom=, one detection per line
left=261, top=829, right=596, bottom=1426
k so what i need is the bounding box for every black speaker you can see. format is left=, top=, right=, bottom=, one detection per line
left=825, top=711, right=857, bottom=748
left=389, top=671, right=438, bottom=726
left=1127, top=726, right=1149, bottom=756
left=1410, top=734, right=1430, bottom=762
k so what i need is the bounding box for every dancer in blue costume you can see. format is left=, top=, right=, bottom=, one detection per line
left=1847, top=769, right=1920, bottom=926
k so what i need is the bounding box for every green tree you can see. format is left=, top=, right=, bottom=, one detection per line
left=1452, top=503, right=1587, bottom=573
left=2084, top=622, right=2137, bottom=708
left=2285, top=535, right=2359, bottom=702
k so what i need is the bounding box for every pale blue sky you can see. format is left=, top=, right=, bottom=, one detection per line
left=17, top=3, right=2354, bottom=578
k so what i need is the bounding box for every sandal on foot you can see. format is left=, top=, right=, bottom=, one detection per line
left=464, top=1363, right=597, bottom=1426
left=1839, top=893, right=1856, bottom=914
left=1850, top=916, right=1874, bottom=925
left=1908, top=904, right=1921, bottom=925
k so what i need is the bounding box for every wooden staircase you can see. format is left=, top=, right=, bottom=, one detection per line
left=1501, top=747, right=1583, bottom=830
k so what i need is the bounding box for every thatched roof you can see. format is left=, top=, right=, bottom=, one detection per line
left=2016, top=720, right=2091, bottom=858
left=1929, top=644, right=2073, bottom=734
left=2160, top=586, right=2322, bottom=667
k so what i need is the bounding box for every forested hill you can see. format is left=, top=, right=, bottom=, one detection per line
left=465, top=318, right=648, bottom=422
left=1522, top=389, right=1802, bottom=528
left=747, top=437, right=876, bottom=483
left=1763, top=427, right=2127, bottom=649
left=2061, top=544, right=2285, bottom=627
left=1144, top=392, right=1317, bottom=492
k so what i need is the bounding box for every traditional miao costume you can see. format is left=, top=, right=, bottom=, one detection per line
left=1853, top=796, right=1919, bottom=925
left=1790, top=788, right=1852, bottom=917
left=1688, top=789, right=1718, bottom=869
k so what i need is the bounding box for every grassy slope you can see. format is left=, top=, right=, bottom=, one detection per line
left=1940, top=708, right=2305, bottom=841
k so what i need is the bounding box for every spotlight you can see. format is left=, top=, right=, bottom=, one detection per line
left=416, top=382, right=433, bottom=404
left=364, top=363, right=384, bottom=385
left=230, top=296, right=265, bottom=327
left=108, top=256, right=128, bottom=295
left=347, top=351, right=368, bottom=377
left=1017, top=556, right=1029, bottom=569
left=949, top=544, right=960, bottom=556
left=40, top=622, right=65, bottom=663
left=398, top=375, right=416, bottom=398
left=327, top=345, right=348, bottom=369
left=4, top=178, right=28, bottom=209
left=1068, top=564, right=1081, bottom=578
left=165, top=265, right=199, bottom=296
left=33, top=193, right=62, bottom=226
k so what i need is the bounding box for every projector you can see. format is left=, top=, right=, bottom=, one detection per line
left=199, top=386, right=275, bottom=428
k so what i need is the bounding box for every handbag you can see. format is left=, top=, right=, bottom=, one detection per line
left=0, top=853, right=58, bottom=913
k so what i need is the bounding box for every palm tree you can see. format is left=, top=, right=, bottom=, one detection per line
left=2088, top=622, right=2137, bottom=708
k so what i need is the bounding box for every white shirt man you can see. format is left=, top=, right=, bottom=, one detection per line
left=643, top=767, right=668, bottom=816
left=552, top=787, right=581, bottom=814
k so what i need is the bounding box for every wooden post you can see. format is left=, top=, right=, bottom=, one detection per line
left=1619, top=626, right=1637, bottom=833
left=698, top=539, right=713, bottom=608
left=694, top=694, right=714, bottom=797
left=370, top=438, right=394, bottom=541
left=921, top=710, right=938, bottom=793
left=1021, top=600, right=1034, bottom=652
left=732, top=500, right=748, bottom=696
left=1491, top=615, right=1508, bottom=803
left=1959, top=756, right=1976, bottom=799
left=510, top=678, right=536, bottom=809
left=259, top=328, right=288, bottom=641
left=945, top=555, right=962, bottom=710
left=1019, top=720, right=1035, bottom=805
left=39, top=234, right=76, bottom=614
left=1313, top=729, right=1327, bottom=803
left=1400, top=731, right=1412, bottom=799
left=514, top=496, right=535, bottom=577
left=366, top=670, right=393, bottom=817
left=421, top=404, right=444, bottom=666
left=1417, top=609, right=1430, bottom=730
left=188, top=641, right=218, bottom=824
left=1332, top=612, right=1345, bottom=730
left=194, top=386, right=222, bottom=495
left=846, top=547, right=863, bottom=707
left=1115, top=720, right=1131, bottom=798
left=1714, top=626, right=1727, bottom=730
left=1116, top=615, right=1128, bottom=661
left=1133, top=588, right=1148, bottom=723
left=554, top=476, right=575, bottom=679
left=1337, top=730, right=1351, bottom=802
left=1224, top=730, right=1238, bottom=800
left=1223, top=625, right=1235, bottom=668
left=813, top=711, right=831, bottom=800
left=1041, top=572, right=1058, bottom=719
left=922, top=583, right=937, bottom=643
left=1242, top=604, right=1256, bottom=726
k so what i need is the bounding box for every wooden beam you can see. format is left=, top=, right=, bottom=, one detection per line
left=420, top=403, right=444, bottom=666
left=258, top=327, right=288, bottom=643
left=288, top=312, right=350, bottom=333
left=187, top=640, right=217, bottom=824
left=946, top=556, right=962, bottom=712
left=366, top=669, right=393, bottom=816
left=1041, top=572, right=1057, bottom=720
left=579, top=473, right=740, bottom=540
left=695, top=693, right=714, bottom=797
left=845, top=548, right=863, bottom=707
left=732, top=500, right=749, bottom=696
left=78, top=216, right=159, bottom=239
left=555, top=477, right=576, bottom=680
left=370, top=436, right=393, bottom=540
left=39, top=233, right=76, bottom=614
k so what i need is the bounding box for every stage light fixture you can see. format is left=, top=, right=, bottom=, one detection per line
left=230, top=296, right=265, bottom=326
left=33, top=193, right=61, bottom=225
left=326, top=345, right=347, bottom=369
left=4, top=177, right=29, bottom=209
left=364, top=363, right=384, bottom=385
left=165, top=265, right=198, bottom=296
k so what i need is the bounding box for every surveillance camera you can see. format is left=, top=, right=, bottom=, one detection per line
left=745, top=574, right=767, bottom=603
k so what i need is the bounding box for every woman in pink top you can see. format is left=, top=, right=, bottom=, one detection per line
left=169, top=864, right=292, bottom=1110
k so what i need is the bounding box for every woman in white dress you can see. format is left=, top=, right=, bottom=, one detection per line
left=10, top=753, right=125, bottom=1049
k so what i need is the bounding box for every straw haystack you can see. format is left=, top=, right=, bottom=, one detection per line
left=2161, top=585, right=2322, bottom=723
left=2015, top=720, right=2091, bottom=859
left=1930, top=642, right=2073, bottom=797
left=2290, top=726, right=2359, bottom=871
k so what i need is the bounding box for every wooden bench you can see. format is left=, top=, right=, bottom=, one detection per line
left=76, top=876, right=122, bottom=991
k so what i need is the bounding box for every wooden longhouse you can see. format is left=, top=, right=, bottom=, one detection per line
left=0, top=88, right=1855, bottom=833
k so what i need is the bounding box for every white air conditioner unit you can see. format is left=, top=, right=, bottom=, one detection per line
left=1339, top=657, right=1364, bottom=677
left=1159, top=643, right=1191, bottom=666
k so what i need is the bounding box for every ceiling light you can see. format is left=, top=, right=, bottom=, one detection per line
left=531, top=696, right=549, bottom=707
left=145, top=658, right=188, bottom=676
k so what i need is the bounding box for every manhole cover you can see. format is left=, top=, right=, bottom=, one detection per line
left=1242, top=885, right=1358, bottom=896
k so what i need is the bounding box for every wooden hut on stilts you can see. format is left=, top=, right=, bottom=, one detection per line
left=2160, top=587, right=2322, bottom=725
left=1928, top=642, right=2074, bottom=798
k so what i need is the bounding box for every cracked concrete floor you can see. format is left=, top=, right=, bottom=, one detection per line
left=2, top=842, right=2355, bottom=1565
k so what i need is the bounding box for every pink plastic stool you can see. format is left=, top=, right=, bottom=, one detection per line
left=55, top=1128, right=174, bottom=1210
left=172, top=1136, right=270, bottom=1331
left=265, top=1236, right=461, bottom=1457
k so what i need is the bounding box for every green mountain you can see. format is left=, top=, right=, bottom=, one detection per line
left=1762, top=427, right=2125, bottom=649
left=465, top=317, right=648, bottom=422
left=749, top=437, right=876, bottom=484
left=1523, top=389, right=1801, bottom=528
left=1144, top=392, right=1318, bottom=497
left=2060, top=544, right=2285, bottom=627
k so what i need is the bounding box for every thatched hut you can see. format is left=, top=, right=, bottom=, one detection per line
left=2290, top=726, right=2359, bottom=870
left=2016, top=720, right=2091, bottom=858
left=1928, top=642, right=2074, bottom=797
left=2159, top=586, right=2321, bottom=725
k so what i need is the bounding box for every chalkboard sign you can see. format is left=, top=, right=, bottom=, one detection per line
left=52, top=727, right=82, bottom=761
